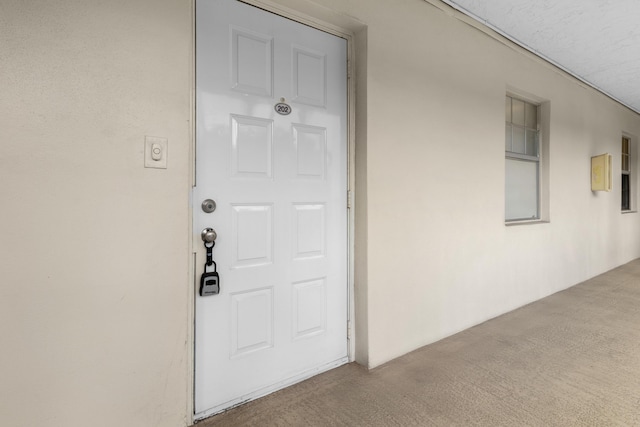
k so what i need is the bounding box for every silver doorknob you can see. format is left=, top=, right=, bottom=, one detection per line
left=201, top=228, right=217, bottom=243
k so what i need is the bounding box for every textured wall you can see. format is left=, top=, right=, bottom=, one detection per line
left=0, top=0, right=191, bottom=425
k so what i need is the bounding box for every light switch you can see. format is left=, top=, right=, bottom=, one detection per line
left=145, top=136, right=168, bottom=169
left=151, top=143, right=163, bottom=161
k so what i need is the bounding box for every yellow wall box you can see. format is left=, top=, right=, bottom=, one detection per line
left=591, top=153, right=612, bottom=192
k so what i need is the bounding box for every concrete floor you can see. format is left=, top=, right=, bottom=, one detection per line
left=197, top=259, right=640, bottom=426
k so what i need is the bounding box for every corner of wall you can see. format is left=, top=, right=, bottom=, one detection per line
left=353, top=26, right=369, bottom=367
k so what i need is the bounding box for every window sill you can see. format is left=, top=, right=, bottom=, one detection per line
left=505, top=219, right=549, bottom=226
left=622, top=210, right=637, bottom=214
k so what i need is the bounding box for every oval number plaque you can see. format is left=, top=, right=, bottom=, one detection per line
left=274, top=102, right=292, bottom=115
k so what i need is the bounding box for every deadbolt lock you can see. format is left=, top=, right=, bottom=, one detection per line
left=201, top=199, right=216, bottom=213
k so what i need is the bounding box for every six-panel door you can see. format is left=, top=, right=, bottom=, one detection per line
left=194, top=0, right=348, bottom=417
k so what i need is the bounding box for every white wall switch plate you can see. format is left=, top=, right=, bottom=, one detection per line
left=144, top=136, right=168, bottom=169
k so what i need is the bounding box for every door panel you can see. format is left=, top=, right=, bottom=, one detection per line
left=194, top=0, right=348, bottom=417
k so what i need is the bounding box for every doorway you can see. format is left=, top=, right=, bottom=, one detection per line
left=194, top=0, right=350, bottom=418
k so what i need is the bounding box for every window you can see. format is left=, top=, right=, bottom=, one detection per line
left=622, top=136, right=631, bottom=211
left=505, top=95, right=539, bottom=221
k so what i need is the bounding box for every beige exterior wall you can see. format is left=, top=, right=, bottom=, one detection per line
left=1, top=0, right=192, bottom=426
left=2, top=0, right=639, bottom=426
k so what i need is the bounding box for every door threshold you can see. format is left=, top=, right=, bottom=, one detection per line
left=194, top=356, right=349, bottom=421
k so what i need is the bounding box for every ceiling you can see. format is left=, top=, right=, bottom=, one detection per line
left=441, top=0, right=640, bottom=115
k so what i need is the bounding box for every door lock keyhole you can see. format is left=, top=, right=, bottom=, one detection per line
left=202, top=199, right=216, bottom=213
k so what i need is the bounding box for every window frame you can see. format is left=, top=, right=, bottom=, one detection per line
left=505, top=95, right=541, bottom=222
left=622, top=135, right=631, bottom=211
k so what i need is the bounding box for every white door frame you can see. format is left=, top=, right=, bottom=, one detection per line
left=187, top=0, right=357, bottom=421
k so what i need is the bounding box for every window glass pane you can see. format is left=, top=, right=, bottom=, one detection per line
left=622, top=138, right=629, bottom=154
left=525, top=103, right=537, bottom=128
left=622, top=174, right=630, bottom=210
left=512, top=126, right=525, bottom=154
left=505, top=96, right=512, bottom=123
left=526, top=129, right=538, bottom=156
left=512, top=99, right=525, bottom=126
left=622, top=155, right=629, bottom=172
left=506, top=158, right=538, bottom=220
left=505, top=124, right=512, bottom=151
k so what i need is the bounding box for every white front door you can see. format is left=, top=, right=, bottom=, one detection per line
left=194, top=0, right=348, bottom=418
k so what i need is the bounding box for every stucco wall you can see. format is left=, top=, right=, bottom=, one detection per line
left=1, top=0, right=191, bottom=426
left=3, top=0, right=640, bottom=426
